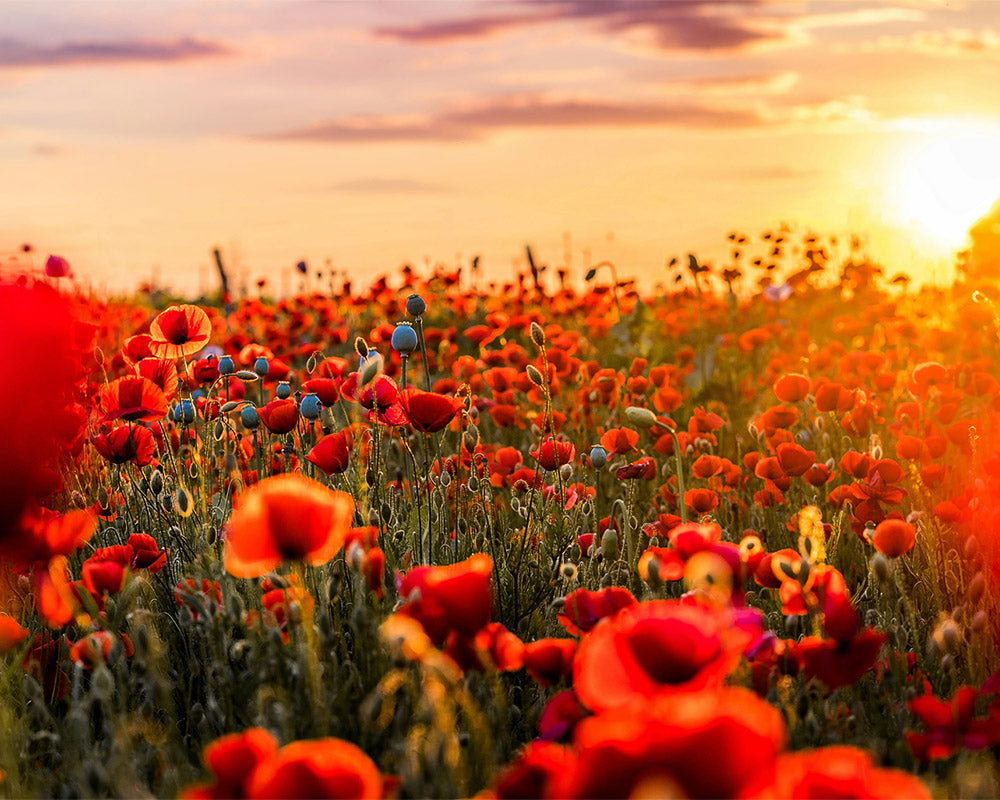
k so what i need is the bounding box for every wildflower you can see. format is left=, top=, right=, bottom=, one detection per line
left=872, top=518, right=916, bottom=557
left=398, top=387, right=465, bottom=433
left=93, top=425, right=156, bottom=466
left=149, top=304, right=212, bottom=358
left=224, top=474, right=354, bottom=578
left=307, top=431, right=352, bottom=475
left=557, top=586, right=636, bottom=636
left=531, top=437, right=576, bottom=470
left=99, top=376, right=168, bottom=423
left=257, top=398, right=299, bottom=434
left=396, top=553, right=494, bottom=645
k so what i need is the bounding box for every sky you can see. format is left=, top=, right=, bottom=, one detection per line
left=3, top=0, right=1000, bottom=295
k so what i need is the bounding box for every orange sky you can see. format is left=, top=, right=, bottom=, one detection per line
left=3, top=0, right=1000, bottom=294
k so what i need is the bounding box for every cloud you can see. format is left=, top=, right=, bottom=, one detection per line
left=852, top=28, right=1000, bottom=58
left=0, top=37, right=233, bottom=69
left=662, top=71, right=799, bottom=95
left=262, top=94, right=769, bottom=143
left=374, top=1, right=789, bottom=54
left=330, top=178, right=451, bottom=194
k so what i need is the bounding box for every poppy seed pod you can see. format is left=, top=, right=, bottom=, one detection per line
left=253, top=357, right=269, bottom=377
left=406, top=294, right=426, bottom=317
left=589, top=445, right=608, bottom=468
left=173, top=400, right=195, bottom=424
left=276, top=382, right=291, bottom=400
left=241, top=406, right=261, bottom=429
left=299, top=394, right=322, bottom=420
left=391, top=323, right=418, bottom=354
left=218, top=355, right=234, bottom=375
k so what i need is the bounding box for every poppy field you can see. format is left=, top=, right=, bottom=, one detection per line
left=2, top=237, right=1000, bottom=799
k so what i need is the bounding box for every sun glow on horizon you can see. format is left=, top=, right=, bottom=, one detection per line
left=892, top=122, right=1000, bottom=249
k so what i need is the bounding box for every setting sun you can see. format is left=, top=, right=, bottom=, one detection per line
left=893, top=122, right=1000, bottom=248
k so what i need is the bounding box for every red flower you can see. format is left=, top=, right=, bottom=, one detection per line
left=492, top=741, right=573, bottom=800
left=307, top=430, right=353, bottom=475
left=748, top=745, right=930, bottom=799
left=616, top=457, right=656, bottom=480
left=128, top=533, right=167, bottom=572
left=397, top=553, right=494, bottom=645
left=524, top=638, right=577, bottom=686
left=776, top=442, right=815, bottom=476
left=93, top=425, right=156, bottom=466
left=573, top=600, right=750, bottom=713
left=149, top=304, right=212, bottom=358
left=0, top=615, right=29, bottom=653
left=399, top=387, right=465, bottom=433
left=82, top=557, right=126, bottom=596
left=245, top=738, right=383, bottom=800
left=684, top=487, right=719, bottom=514
left=531, top=437, right=576, bottom=470
left=558, top=586, right=636, bottom=636
left=551, top=688, right=785, bottom=799
left=181, top=728, right=279, bottom=800
left=600, top=428, right=639, bottom=455
left=872, top=518, right=915, bottom=557
left=907, top=686, right=1000, bottom=762
left=303, top=377, right=340, bottom=406
left=793, top=628, right=886, bottom=690
left=773, top=372, right=810, bottom=403
left=224, top=474, right=354, bottom=578
left=99, top=376, right=168, bottom=423
left=257, top=398, right=300, bottom=434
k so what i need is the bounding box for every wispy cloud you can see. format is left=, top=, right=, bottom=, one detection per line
left=662, top=71, right=799, bottom=96
left=261, top=94, right=769, bottom=143
left=374, top=1, right=788, bottom=54
left=0, top=37, right=233, bottom=69
left=330, top=178, right=451, bottom=194
left=851, top=28, right=1000, bottom=58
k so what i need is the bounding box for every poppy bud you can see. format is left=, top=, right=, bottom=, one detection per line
left=624, top=406, right=657, bottom=429
left=601, top=528, right=619, bottom=561
left=968, top=572, right=986, bottom=605
left=406, top=294, right=426, bottom=317
left=299, top=394, right=322, bottom=420
left=218, top=355, right=234, bottom=375
left=276, top=382, right=291, bottom=399
left=173, top=400, right=195, bottom=424
left=529, top=321, right=546, bottom=348
left=253, top=357, right=269, bottom=377
left=526, top=364, right=544, bottom=386
left=241, top=406, right=260, bottom=429
left=391, top=323, right=418, bottom=354
left=354, top=337, right=370, bottom=358
left=870, top=552, right=890, bottom=582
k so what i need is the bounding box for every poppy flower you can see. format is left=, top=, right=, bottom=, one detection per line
left=245, top=738, right=383, bottom=800
left=872, top=518, right=916, bottom=557
left=303, top=377, right=340, bottom=406
left=573, top=600, right=750, bottom=713
left=257, top=398, right=300, bottom=434
left=599, top=428, right=639, bottom=456
left=307, top=431, right=352, bottom=475
left=396, top=553, right=494, bottom=645
left=531, top=437, right=576, bottom=470
left=776, top=442, right=815, bottom=476
left=224, top=474, right=354, bottom=578
left=616, top=457, right=656, bottom=480
left=773, top=372, right=810, bottom=403
left=182, top=728, right=279, bottom=800
left=793, top=628, right=886, bottom=690
left=684, top=487, right=718, bottom=515
left=93, top=425, right=156, bottom=466
left=491, top=741, right=574, bottom=800
left=444, top=622, right=524, bottom=672
left=149, top=304, right=212, bottom=358
left=81, top=557, right=127, bottom=596
left=906, top=686, right=1000, bottom=762
left=99, top=376, right=168, bottom=423
left=748, top=746, right=931, bottom=799
left=399, top=387, right=465, bottom=433
left=0, top=615, right=29, bottom=653
left=551, top=688, right=785, bottom=799
left=128, top=533, right=167, bottom=572
left=524, top=638, right=577, bottom=686
left=558, top=586, right=636, bottom=636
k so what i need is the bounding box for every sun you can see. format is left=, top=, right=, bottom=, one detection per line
left=892, top=121, right=1000, bottom=249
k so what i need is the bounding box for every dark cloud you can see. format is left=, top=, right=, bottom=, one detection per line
left=0, top=37, right=233, bottom=69
left=262, top=94, right=767, bottom=144
left=374, top=0, right=786, bottom=53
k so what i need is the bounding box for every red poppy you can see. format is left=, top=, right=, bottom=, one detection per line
left=691, top=454, right=725, bottom=478
left=245, top=738, right=383, bottom=800
left=399, top=387, right=465, bottom=433
left=793, top=628, right=886, bottom=690
left=182, top=728, right=279, bottom=800
left=81, top=557, right=127, bottom=596
left=224, top=474, right=354, bottom=578
left=133, top=357, right=180, bottom=400
left=0, top=615, right=29, bottom=653
left=773, top=372, right=810, bottom=403
left=616, top=457, right=656, bottom=480
left=149, top=304, right=212, bottom=358
left=99, top=376, right=168, bottom=423
left=257, top=398, right=300, bottom=434
left=93, top=425, right=156, bottom=466
left=303, top=377, right=340, bottom=406
left=573, top=600, right=750, bottom=713
left=776, top=442, right=815, bottom=476
left=396, top=553, right=494, bottom=645
left=599, top=428, right=639, bottom=456
left=307, top=431, right=352, bottom=475
left=491, top=741, right=574, bottom=800
left=531, top=437, right=576, bottom=470
left=872, top=518, right=915, bottom=557
left=551, top=688, right=785, bottom=799
left=684, top=487, right=719, bottom=515
left=907, top=686, right=1000, bottom=762
left=748, top=746, right=931, bottom=799
left=128, top=533, right=167, bottom=572
left=558, top=586, right=636, bottom=636
left=524, top=638, right=577, bottom=686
